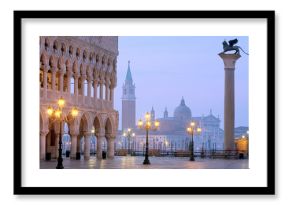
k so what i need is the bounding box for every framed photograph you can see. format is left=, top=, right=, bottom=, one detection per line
left=14, top=10, right=275, bottom=195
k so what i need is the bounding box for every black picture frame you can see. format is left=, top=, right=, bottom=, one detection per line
left=14, top=10, right=275, bottom=195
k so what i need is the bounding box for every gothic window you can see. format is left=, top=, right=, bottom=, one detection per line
left=78, top=77, right=82, bottom=94
left=47, top=70, right=52, bottom=89
left=56, top=73, right=60, bottom=91
left=124, top=88, right=126, bottom=95
left=63, top=74, right=68, bottom=92
left=40, top=69, right=44, bottom=88
left=84, top=80, right=88, bottom=96
left=91, top=84, right=94, bottom=97
left=70, top=77, right=74, bottom=95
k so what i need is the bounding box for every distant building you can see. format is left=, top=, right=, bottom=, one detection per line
left=122, top=61, right=136, bottom=131
left=234, top=126, right=249, bottom=138
left=118, top=96, right=224, bottom=152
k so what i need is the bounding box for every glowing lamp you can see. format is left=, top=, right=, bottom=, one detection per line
left=47, top=106, right=54, bottom=116
left=71, top=107, right=79, bottom=117
left=57, top=97, right=65, bottom=108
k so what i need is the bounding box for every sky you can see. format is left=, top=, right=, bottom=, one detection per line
left=115, top=36, right=249, bottom=130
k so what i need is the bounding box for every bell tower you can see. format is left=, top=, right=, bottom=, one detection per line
left=122, top=61, right=136, bottom=130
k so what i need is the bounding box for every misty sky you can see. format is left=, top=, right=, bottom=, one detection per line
left=115, top=36, right=249, bottom=130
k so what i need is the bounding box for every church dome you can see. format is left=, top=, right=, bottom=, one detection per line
left=174, top=97, right=192, bottom=121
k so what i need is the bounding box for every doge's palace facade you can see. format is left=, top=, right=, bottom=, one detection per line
left=39, top=36, right=119, bottom=160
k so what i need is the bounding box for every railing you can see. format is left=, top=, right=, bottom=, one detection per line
left=40, top=89, right=113, bottom=110
left=115, top=149, right=248, bottom=159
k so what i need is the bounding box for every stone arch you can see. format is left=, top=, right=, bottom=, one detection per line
left=49, top=55, right=57, bottom=68
left=104, top=117, right=113, bottom=137
left=86, top=65, right=92, bottom=77
left=80, top=63, right=86, bottom=76
left=79, top=112, right=91, bottom=134
left=61, top=42, right=67, bottom=56
left=44, top=37, right=50, bottom=51
left=58, top=56, right=65, bottom=71
left=107, top=56, right=112, bottom=67
left=69, top=45, right=74, bottom=57
left=40, top=53, right=48, bottom=66
left=53, top=40, right=59, bottom=52
left=93, top=114, right=102, bottom=135
left=73, top=60, right=79, bottom=75
left=95, top=54, right=100, bottom=64
left=83, top=49, right=88, bottom=61
left=101, top=54, right=107, bottom=65
left=65, top=59, right=72, bottom=73
left=93, top=67, right=99, bottom=80
left=76, top=48, right=81, bottom=59
left=89, top=52, right=95, bottom=62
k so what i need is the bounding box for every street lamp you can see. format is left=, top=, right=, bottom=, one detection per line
left=138, top=112, right=160, bottom=165
left=186, top=121, right=202, bottom=161
left=123, top=128, right=135, bottom=155
left=47, top=97, right=78, bottom=169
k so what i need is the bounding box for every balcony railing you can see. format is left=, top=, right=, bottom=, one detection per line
left=40, top=88, right=113, bottom=110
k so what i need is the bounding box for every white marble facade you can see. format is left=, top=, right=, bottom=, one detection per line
left=39, top=36, right=119, bottom=160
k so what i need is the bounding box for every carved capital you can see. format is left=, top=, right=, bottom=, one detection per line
left=219, top=53, right=241, bottom=69
left=40, top=130, right=49, bottom=136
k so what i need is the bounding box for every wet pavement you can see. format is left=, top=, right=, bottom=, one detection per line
left=40, top=156, right=249, bottom=169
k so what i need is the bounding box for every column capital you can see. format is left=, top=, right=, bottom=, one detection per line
left=59, top=69, right=65, bottom=75
left=84, top=132, right=92, bottom=137
left=74, top=73, right=80, bottom=79
left=218, top=53, right=241, bottom=69
left=107, top=135, right=116, bottom=141
left=40, top=130, right=49, bottom=136
left=51, top=66, right=57, bottom=73
left=41, top=64, right=49, bottom=72
left=69, top=130, right=79, bottom=137
left=81, top=74, right=87, bottom=80
left=87, top=75, right=92, bottom=83
left=66, top=70, right=72, bottom=76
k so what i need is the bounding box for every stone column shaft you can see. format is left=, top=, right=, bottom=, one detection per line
left=84, top=134, right=91, bottom=160
left=40, top=131, right=48, bottom=160
left=97, top=135, right=104, bottom=159
left=219, top=53, right=241, bottom=151
left=107, top=137, right=115, bottom=159
left=224, top=69, right=235, bottom=150
left=110, top=88, right=114, bottom=103
left=74, top=76, right=78, bottom=96
left=87, top=78, right=91, bottom=97
left=42, top=67, right=48, bottom=99
left=77, top=135, right=81, bottom=153
left=94, top=81, right=98, bottom=99
left=51, top=70, right=56, bottom=91
left=67, top=72, right=71, bottom=94
left=70, top=134, right=77, bottom=159
left=59, top=73, right=64, bottom=93
left=105, top=82, right=109, bottom=100
left=100, top=83, right=103, bottom=100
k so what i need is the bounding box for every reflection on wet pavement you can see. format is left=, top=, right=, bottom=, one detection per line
left=40, top=156, right=249, bottom=169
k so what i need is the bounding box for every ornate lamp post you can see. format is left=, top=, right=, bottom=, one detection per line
left=47, top=97, right=78, bottom=169
left=186, top=121, right=202, bottom=161
left=138, top=112, right=160, bottom=165
left=123, top=128, right=135, bottom=155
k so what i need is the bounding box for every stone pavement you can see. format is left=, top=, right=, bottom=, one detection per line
left=40, top=156, right=249, bottom=169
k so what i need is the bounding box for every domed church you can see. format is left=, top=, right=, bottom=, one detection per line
left=157, top=97, right=221, bottom=138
